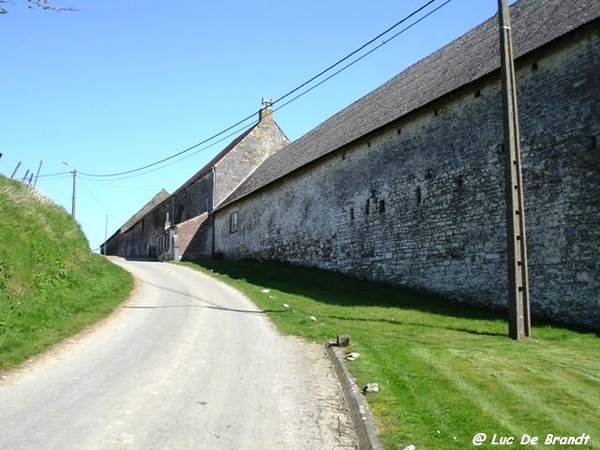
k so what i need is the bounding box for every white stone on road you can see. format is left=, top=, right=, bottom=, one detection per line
left=0, top=259, right=356, bottom=449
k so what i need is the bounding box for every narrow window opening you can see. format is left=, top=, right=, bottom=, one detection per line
left=365, top=199, right=370, bottom=215
left=416, top=186, right=422, bottom=205
left=397, top=128, right=402, bottom=135
left=379, top=199, right=386, bottom=213
left=531, top=61, right=539, bottom=71
left=350, top=207, right=354, bottom=221
left=230, top=212, right=239, bottom=234
left=474, top=90, right=481, bottom=98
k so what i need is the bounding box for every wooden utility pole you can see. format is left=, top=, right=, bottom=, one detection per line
left=10, top=162, right=21, bottom=180
left=498, top=0, right=531, bottom=339
left=63, top=161, right=77, bottom=219
left=70, top=168, right=77, bottom=218
left=33, top=161, right=43, bottom=187
left=104, top=214, right=108, bottom=255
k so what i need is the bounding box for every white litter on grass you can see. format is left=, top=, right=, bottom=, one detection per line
left=345, top=352, right=360, bottom=361
left=261, top=289, right=270, bottom=294
left=310, top=316, right=317, bottom=321
left=283, top=303, right=290, bottom=308
left=362, top=383, right=380, bottom=394
left=403, top=445, right=416, bottom=450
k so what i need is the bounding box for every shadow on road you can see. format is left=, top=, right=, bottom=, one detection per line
left=131, top=278, right=288, bottom=315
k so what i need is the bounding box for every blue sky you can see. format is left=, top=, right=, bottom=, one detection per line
left=1, top=0, right=512, bottom=251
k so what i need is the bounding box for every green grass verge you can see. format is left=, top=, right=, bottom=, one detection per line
left=181, top=259, right=599, bottom=450
left=0, top=176, right=133, bottom=371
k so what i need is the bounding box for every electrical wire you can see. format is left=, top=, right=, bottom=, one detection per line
left=78, top=120, right=259, bottom=182
left=270, top=0, right=438, bottom=108
left=76, top=0, right=448, bottom=179
left=78, top=178, right=124, bottom=225
left=273, top=0, right=453, bottom=114
left=79, top=113, right=259, bottom=178
left=36, top=171, right=73, bottom=180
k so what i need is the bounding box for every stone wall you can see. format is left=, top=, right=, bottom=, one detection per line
left=214, top=26, right=600, bottom=328
left=105, top=109, right=289, bottom=261
left=214, top=110, right=290, bottom=207
left=112, top=201, right=171, bottom=259
left=172, top=172, right=214, bottom=225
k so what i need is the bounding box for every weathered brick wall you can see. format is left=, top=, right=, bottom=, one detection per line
left=176, top=213, right=211, bottom=260
left=214, top=28, right=600, bottom=328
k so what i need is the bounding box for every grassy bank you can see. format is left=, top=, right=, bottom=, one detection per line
left=182, top=259, right=599, bottom=450
left=0, top=176, right=133, bottom=371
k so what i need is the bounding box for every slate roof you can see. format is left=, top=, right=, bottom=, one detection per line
left=218, top=0, right=600, bottom=209
left=121, top=188, right=170, bottom=233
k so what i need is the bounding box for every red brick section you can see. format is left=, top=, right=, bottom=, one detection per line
left=176, top=213, right=211, bottom=260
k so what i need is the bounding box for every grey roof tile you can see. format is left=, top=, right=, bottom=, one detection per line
left=121, top=189, right=170, bottom=233
left=219, top=0, right=600, bottom=209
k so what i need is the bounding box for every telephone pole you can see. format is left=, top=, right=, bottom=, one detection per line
left=63, top=161, right=77, bottom=219
left=498, top=0, right=531, bottom=339
left=10, top=162, right=21, bottom=180
left=104, top=214, right=108, bottom=255
left=33, top=161, right=43, bottom=187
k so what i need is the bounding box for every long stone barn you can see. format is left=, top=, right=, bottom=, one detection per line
left=104, top=109, right=289, bottom=260
left=211, top=0, right=600, bottom=329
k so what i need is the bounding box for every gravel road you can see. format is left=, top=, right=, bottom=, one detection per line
left=0, top=259, right=356, bottom=449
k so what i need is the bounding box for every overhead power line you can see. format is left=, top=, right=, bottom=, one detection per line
left=80, top=112, right=259, bottom=179
left=77, top=0, right=450, bottom=179
left=270, top=0, right=439, bottom=108
left=273, top=0, right=452, bottom=114
left=79, top=120, right=258, bottom=182
left=78, top=178, right=124, bottom=225
left=37, top=170, right=72, bottom=180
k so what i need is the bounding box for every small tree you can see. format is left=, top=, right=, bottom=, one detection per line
left=0, top=0, right=76, bottom=14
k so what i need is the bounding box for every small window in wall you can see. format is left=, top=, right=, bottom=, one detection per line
left=230, top=212, right=239, bottom=234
